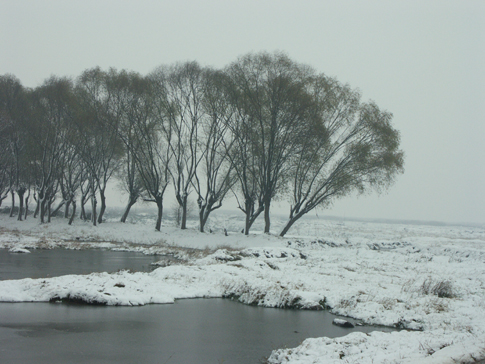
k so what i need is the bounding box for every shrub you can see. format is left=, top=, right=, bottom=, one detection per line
left=420, top=277, right=455, bottom=298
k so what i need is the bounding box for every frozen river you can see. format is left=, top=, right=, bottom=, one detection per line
left=0, top=248, right=398, bottom=363
left=0, top=248, right=162, bottom=280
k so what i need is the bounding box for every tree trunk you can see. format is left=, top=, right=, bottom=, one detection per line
left=155, top=197, right=164, bottom=231
left=50, top=200, right=65, bottom=217
left=68, top=201, right=76, bottom=225
left=17, top=189, right=25, bottom=221
left=243, top=199, right=264, bottom=235
left=120, top=196, right=137, bottom=223
left=47, top=199, right=52, bottom=223
left=263, top=198, right=271, bottom=234
left=199, top=198, right=222, bottom=233
left=244, top=210, right=250, bottom=235
left=97, top=190, right=106, bottom=224
left=80, top=190, right=89, bottom=220
left=34, top=198, right=40, bottom=218
left=9, top=190, right=15, bottom=217
left=199, top=207, right=208, bottom=233
left=243, top=198, right=253, bottom=235
left=40, top=198, right=46, bottom=223
left=80, top=198, right=86, bottom=220
left=180, top=194, right=187, bottom=230
left=91, top=196, right=97, bottom=226
left=24, top=192, right=29, bottom=220
left=64, top=200, right=71, bottom=218
left=247, top=211, right=261, bottom=234
left=279, top=212, right=304, bottom=237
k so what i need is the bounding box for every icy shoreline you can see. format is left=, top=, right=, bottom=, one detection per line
left=1, top=215, right=484, bottom=363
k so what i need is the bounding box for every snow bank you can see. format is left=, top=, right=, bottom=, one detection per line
left=1, top=214, right=484, bottom=363
left=267, top=330, right=484, bottom=364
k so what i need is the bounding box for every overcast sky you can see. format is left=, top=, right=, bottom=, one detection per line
left=1, top=0, right=484, bottom=225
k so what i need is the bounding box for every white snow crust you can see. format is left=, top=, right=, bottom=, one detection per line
left=0, top=214, right=484, bottom=363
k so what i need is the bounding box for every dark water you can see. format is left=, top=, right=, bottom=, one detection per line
left=0, top=248, right=162, bottom=280
left=0, top=299, right=397, bottom=364
left=0, top=249, right=398, bottom=364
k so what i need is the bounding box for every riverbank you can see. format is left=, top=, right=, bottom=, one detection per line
left=1, top=214, right=484, bottom=363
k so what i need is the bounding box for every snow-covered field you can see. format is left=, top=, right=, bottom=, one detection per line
left=0, top=212, right=484, bottom=364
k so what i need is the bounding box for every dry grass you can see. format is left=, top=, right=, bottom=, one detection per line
left=402, top=277, right=455, bottom=299
left=420, top=277, right=455, bottom=298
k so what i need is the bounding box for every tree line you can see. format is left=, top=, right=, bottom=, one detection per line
left=0, top=52, right=404, bottom=237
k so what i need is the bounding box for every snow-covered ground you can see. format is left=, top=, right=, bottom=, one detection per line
left=0, top=212, right=484, bottom=363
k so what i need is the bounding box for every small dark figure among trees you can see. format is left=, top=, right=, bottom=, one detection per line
left=0, top=52, right=404, bottom=236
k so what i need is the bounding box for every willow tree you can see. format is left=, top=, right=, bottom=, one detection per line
left=0, top=115, right=11, bottom=207
left=75, top=68, right=123, bottom=225
left=193, top=69, right=236, bottom=232
left=224, top=52, right=316, bottom=234
left=279, top=74, right=404, bottom=236
left=150, top=62, right=205, bottom=230
left=99, top=69, right=144, bottom=223
left=58, top=137, right=84, bottom=225
left=121, top=72, right=171, bottom=231
left=222, top=84, right=263, bottom=235
left=29, top=77, right=76, bottom=223
left=0, top=74, right=28, bottom=216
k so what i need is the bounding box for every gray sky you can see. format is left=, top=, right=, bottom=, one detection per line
left=2, top=0, right=484, bottom=225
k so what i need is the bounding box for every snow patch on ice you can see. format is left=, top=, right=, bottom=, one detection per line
left=8, top=247, right=31, bottom=253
